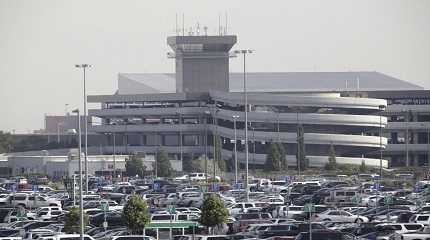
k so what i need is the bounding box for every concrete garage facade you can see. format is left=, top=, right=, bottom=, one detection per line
left=87, top=35, right=395, bottom=169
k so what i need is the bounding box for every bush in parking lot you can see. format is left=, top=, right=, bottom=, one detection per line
left=359, top=160, right=367, bottom=173
left=199, top=193, right=229, bottom=234
left=324, top=143, right=337, bottom=171
left=156, top=149, right=173, bottom=177
left=123, top=194, right=150, bottom=234
left=278, top=143, right=288, bottom=171
left=126, top=154, right=147, bottom=177
left=64, top=206, right=89, bottom=234
left=265, top=142, right=282, bottom=172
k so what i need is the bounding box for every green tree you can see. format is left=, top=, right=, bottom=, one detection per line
left=122, top=194, right=150, bottom=234
left=277, top=143, right=288, bottom=171
left=0, top=131, right=13, bottom=153
left=214, top=135, right=226, bottom=172
left=189, top=155, right=204, bottom=172
left=156, top=149, right=172, bottom=177
left=64, top=207, right=89, bottom=234
left=359, top=160, right=367, bottom=173
left=265, top=142, right=281, bottom=172
left=199, top=194, right=229, bottom=233
left=325, top=144, right=337, bottom=171
left=125, top=154, right=146, bottom=177
left=296, top=124, right=308, bottom=170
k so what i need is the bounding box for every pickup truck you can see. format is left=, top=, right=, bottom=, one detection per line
left=11, top=194, right=61, bottom=208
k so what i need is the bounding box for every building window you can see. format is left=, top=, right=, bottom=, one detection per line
left=164, top=135, right=179, bottom=146
left=146, top=134, right=160, bottom=146
left=184, top=135, right=199, bottom=146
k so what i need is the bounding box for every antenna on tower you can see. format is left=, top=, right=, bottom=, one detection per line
left=225, top=12, right=228, bottom=35
left=196, top=22, right=200, bottom=36
left=218, top=14, right=221, bottom=35
left=182, top=13, right=185, bottom=36
left=175, top=13, right=178, bottom=35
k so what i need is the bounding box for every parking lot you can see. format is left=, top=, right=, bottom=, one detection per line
left=0, top=173, right=429, bottom=240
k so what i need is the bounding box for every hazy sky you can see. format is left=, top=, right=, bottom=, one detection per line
left=1, top=0, right=429, bottom=133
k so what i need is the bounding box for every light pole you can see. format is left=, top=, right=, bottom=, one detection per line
left=276, top=111, right=280, bottom=142
left=234, top=49, right=253, bottom=202
left=403, top=110, right=410, bottom=167
left=72, top=108, right=84, bottom=240
left=204, top=111, right=211, bottom=186
left=249, top=125, right=256, bottom=170
left=177, top=112, right=183, bottom=168
left=296, top=111, right=301, bottom=178
left=106, top=132, right=116, bottom=180
left=212, top=107, right=220, bottom=191
left=75, top=64, right=91, bottom=193
left=379, top=105, right=385, bottom=179
left=232, top=115, right=240, bottom=185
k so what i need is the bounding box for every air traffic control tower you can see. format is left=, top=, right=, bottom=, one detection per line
left=167, top=35, right=237, bottom=93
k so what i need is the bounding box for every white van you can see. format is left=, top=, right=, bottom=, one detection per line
left=324, top=189, right=359, bottom=205
left=272, top=205, right=304, bottom=218
left=228, top=202, right=266, bottom=215
left=189, top=173, right=206, bottom=181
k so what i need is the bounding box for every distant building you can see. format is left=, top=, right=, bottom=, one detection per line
left=87, top=35, right=406, bottom=169
left=44, top=114, right=89, bottom=134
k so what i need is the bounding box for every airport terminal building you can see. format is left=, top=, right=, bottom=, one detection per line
left=87, top=35, right=399, bottom=170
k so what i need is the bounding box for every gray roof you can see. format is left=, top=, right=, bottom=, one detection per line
left=117, top=71, right=423, bottom=94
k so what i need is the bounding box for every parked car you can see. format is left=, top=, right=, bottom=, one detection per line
left=314, top=210, right=369, bottom=223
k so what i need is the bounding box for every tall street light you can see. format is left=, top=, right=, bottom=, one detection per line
left=234, top=49, right=253, bottom=202
left=232, top=115, right=240, bottom=185
left=75, top=64, right=91, bottom=193
left=176, top=112, right=183, bottom=168
left=204, top=110, right=211, bottom=186
left=72, top=108, right=84, bottom=240
left=105, top=132, right=116, bottom=180
left=212, top=107, right=220, bottom=191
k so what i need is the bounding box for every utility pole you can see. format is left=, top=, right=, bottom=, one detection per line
left=75, top=64, right=91, bottom=193
left=234, top=49, right=253, bottom=202
left=72, top=109, right=84, bottom=240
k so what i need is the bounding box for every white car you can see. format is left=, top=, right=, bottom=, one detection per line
left=27, top=206, right=63, bottom=220
left=175, top=175, right=189, bottom=181
left=376, top=223, right=424, bottom=234
left=314, top=210, right=369, bottom=223
left=393, top=227, right=430, bottom=240
left=38, top=234, right=95, bottom=240
left=410, top=214, right=430, bottom=225
left=228, top=202, right=261, bottom=215
left=112, top=236, right=155, bottom=240
left=189, top=173, right=206, bottom=181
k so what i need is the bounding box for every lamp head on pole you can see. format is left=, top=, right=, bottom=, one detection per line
left=75, top=64, right=92, bottom=68
left=234, top=49, right=253, bottom=54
